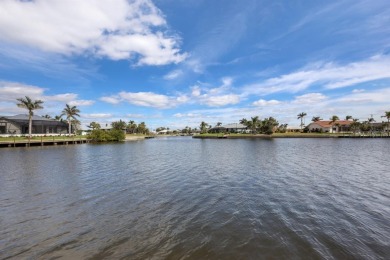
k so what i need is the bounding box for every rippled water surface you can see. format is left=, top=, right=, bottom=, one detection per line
left=1, top=137, right=389, bottom=259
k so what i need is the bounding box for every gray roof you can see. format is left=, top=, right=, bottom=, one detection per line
left=222, top=123, right=247, bottom=129
left=3, top=114, right=56, bottom=121
left=1, top=114, right=67, bottom=126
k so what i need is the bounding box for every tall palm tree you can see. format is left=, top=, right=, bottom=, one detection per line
left=381, top=111, right=390, bottom=136
left=297, top=112, right=307, bottom=130
left=61, top=104, right=80, bottom=134
left=345, top=115, right=353, bottom=121
left=16, top=96, right=44, bottom=136
left=329, top=115, right=339, bottom=133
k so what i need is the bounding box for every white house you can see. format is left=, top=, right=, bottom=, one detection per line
left=308, top=120, right=352, bottom=133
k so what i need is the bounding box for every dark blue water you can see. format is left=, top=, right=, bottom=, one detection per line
left=1, top=137, right=389, bottom=259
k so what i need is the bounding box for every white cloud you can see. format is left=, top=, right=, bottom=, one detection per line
left=118, top=91, right=187, bottom=109
left=292, top=93, right=327, bottom=104
left=45, top=93, right=78, bottom=102
left=69, top=100, right=95, bottom=106
left=243, top=55, right=390, bottom=95
left=173, top=113, right=201, bottom=118
left=221, top=77, right=233, bottom=87
left=0, top=0, right=187, bottom=66
left=203, top=94, right=240, bottom=107
left=99, top=77, right=240, bottom=109
left=253, top=99, right=282, bottom=106
left=100, top=96, right=121, bottom=104
left=191, top=86, right=201, bottom=97
left=126, top=114, right=145, bottom=119
left=352, top=89, right=365, bottom=93
left=0, top=81, right=94, bottom=116
left=0, top=81, right=45, bottom=101
left=163, top=69, right=183, bottom=80
left=337, top=87, right=390, bottom=104
left=82, top=113, right=113, bottom=119
left=191, top=77, right=241, bottom=107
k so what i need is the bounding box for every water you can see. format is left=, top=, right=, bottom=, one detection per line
left=0, top=137, right=389, bottom=259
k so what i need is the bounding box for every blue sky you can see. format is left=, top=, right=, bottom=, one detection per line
left=0, top=0, right=389, bottom=130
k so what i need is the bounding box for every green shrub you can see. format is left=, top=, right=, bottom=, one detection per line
left=88, top=129, right=125, bottom=142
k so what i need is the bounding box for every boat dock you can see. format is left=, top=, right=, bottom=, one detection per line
left=0, top=137, right=90, bottom=148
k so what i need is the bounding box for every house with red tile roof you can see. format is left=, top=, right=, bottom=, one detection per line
left=308, top=120, right=353, bottom=133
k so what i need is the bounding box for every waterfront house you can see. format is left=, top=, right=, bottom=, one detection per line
left=308, top=120, right=353, bottom=133
left=209, top=123, right=249, bottom=133
left=0, top=114, right=68, bottom=135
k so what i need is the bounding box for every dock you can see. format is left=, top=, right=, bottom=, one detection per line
left=0, top=137, right=90, bottom=148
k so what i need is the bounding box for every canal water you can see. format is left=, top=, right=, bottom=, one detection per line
left=1, top=137, right=389, bottom=259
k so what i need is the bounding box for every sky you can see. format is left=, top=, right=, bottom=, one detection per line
left=0, top=0, right=389, bottom=130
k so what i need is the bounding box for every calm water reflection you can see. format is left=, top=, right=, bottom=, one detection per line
left=1, top=137, right=389, bottom=259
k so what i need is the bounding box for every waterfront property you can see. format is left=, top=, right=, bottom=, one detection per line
left=208, top=123, right=249, bottom=133
left=0, top=114, right=68, bottom=135
left=307, top=120, right=353, bottom=133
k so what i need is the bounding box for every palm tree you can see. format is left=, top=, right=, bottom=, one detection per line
left=216, top=122, right=222, bottom=127
left=329, top=115, right=339, bottom=133
left=367, top=117, right=375, bottom=136
left=297, top=112, right=307, bottom=130
left=350, top=119, right=360, bottom=135
left=200, top=121, right=209, bottom=134
left=16, top=96, right=44, bottom=136
left=137, top=122, right=148, bottom=134
left=262, top=117, right=279, bottom=134
left=88, top=122, right=101, bottom=130
left=381, top=111, right=390, bottom=136
left=112, top=120, right=127, bottom=130
left=345, top=115, right=353, bottom=121
left=249, top=116, right=261, bottom=134
left=311, top=116, right=321, bottom=122
left=61, top=104, right=80, bottom=134
left=127, top=120, right=137, bottom=134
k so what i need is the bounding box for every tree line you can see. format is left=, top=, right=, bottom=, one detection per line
left=87, top=120, right=150, bottom=142
left=199, top=116, right=288, bottom=135
left=88, top=120, right=150, bottom=135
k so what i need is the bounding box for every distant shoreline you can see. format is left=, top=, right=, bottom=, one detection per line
left=193, top=133, right=390, bottom=139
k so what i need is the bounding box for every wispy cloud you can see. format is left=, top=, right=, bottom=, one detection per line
left=292, top=93, right=327, bottom=104
left=163, top=69, right=183, bottom=80
left=243, top=55, right=390, bottom=96
left=82, top=113, right=113, bottom=119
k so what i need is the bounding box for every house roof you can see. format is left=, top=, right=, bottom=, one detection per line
left=222, top=123, right=247, bottom=129
left=1, top=114, right=67, bottom=126
left=3, top=114, right=55, bottom=121
left=310, top=120, right=353, bottom=127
